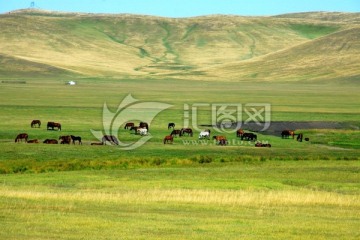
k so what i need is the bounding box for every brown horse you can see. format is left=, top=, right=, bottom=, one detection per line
left=27, top=139, right=39, bottom=143
left=281, top=130, right=295, bottom=139
left=59, top=135, right=71, bottom=144
left=124, top=122, right=134, bottom=129
left=47, top=122, right=61, bottom=131
left=43, top=139, right=58, bottom=144
left=181, top=128, right=193, bottom=137
left=102, top=135, right=119, bottom=145
left=163, top=135, right=174, bottom=144
left=15, top=133, right=28, bottom=143
left=236, top=129, right=244, bottom=137
left=71, top=135, right=82, bottom=145
left=31, top=120, right=41, bottom=128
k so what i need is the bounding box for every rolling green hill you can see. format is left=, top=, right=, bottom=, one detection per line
left=0, top=9, right=359, bottom=81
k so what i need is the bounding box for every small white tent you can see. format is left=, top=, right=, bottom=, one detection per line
left=67, top=81, right=76, bottom=85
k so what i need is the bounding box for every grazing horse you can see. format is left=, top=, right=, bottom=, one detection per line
left=236, top=129, right=244, bottom=137
left=199, top=131, right=210, bottom=139
left=71, top=135, right=82, bottom=145
left=137, top=128, right=148, bottom=136
left=129, top=126, right=139, bottom=133
left=102, top=135, right=119, bottom=145
left=47, top=121, right=61, bottom=131
left=217, top=139, right=228, bottom=146
left=15, top=133, right=28, bottom=143
left=213, top=135, right=227, bottom=145
left=181, top=128, right=193, bottom=137
left=27, top=139, right=39, bottom=143
left=241, top=132, right=257, bottom=141
left=163, top=135, right=174, bottom=144
left=124, top=122, right=134, bottom=129
left=139, top=122, right=149, bottom=130
left=59, top=135, right=71, bottom=144
left=168, top=123, right=175, bottom=130
left=297, top=133, right=303, bottom=142
left=281, top=130, right=295, bottom=139
left=170, top=129, right=182, bottom=137
left=31, top=120, right=41, bottom=128
left=43, top=139, right=58, bottom=144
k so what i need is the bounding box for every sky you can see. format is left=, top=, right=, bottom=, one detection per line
left=1, top=0, right=359, bottom=17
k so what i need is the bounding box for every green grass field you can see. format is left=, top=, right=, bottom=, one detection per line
left=0, top=78, right=359, bottom=239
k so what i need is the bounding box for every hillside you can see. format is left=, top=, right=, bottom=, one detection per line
left=0, top=9, right=359, bottom=81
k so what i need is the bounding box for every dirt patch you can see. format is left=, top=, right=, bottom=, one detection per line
left=203, top=121, right=358, bottom=137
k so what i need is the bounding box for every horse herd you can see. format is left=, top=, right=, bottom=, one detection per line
left=15, top=120, right=81, bottom=145
left=14, top=120, right=307, bottom=148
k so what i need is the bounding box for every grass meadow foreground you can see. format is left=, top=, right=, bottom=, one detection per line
left=0, top=161, right=359, bottom=239
left=0, top=78, right=359, bottom=239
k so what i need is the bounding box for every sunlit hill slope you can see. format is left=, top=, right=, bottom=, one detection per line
left=0, top=9, right=359, bottom=81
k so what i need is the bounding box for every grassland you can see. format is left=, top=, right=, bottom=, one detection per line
left=0, top=10, right=359, bottom=239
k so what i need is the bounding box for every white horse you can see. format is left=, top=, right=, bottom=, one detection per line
left=199, top=131, right=210, bottom=139
left=137, top=128, right=148, bottom=136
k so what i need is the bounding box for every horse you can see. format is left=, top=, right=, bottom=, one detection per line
left=137, top=128, right=148, bottom=136
left=213, top=135, right=227, bottom=145
left=102, top=135, right=119, bottom=145
left=59, top=135, right=71, bottom=144
left=199, top=131, right=210, bottom=139
left=168, top=123, right=175, bottom=130
left=130, top=126, right=139, bottom=133
left=236, top=129, right=244, bottom=137
left=43, top=139, right=58, bottom=144
left=27, top=139, right=39, bottom=143
left=124, top=122, right=134, bottom=129
left=31, top=120, right=41, bottom=128
left=297, top=133, right=303, bottom=142
left=15, top=133, right=28, bottom=143
left=139, top=122, right=149, bottom=130
left=181, top=128, right=193, bottom=137
left=170, top=129, right=182, bottom=137
left=71, top=135, right=82, bottom=145
left=241, top=132, right=257, bottom=141
left=217, top=139, right=228, bottom=146
left=163, top=135, right=174, bottom=144
left=281, top=130, right=295, bottom=139
left=47, top=121, right=61, bottom=131
left=255, top=141, right=271, bottom=147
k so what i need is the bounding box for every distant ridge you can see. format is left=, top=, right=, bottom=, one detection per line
left=0, top=9, right=359, bottom=81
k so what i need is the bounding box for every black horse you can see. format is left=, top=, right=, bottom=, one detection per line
left=170, top=129, right=182, bottom=137
left=241, top=133, right=257, bottom=141
left=71, top=135, right=82, bottom=145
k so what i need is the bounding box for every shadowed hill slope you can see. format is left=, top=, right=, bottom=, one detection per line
left=0, top=9, right=359, bottom=81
